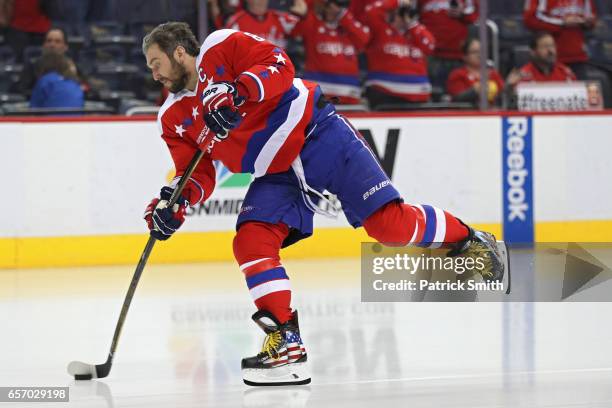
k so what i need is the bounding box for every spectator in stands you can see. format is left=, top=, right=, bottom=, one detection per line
left=446, top=37, right=504, bottom=106
left=0, top=0, right=14, bottom=28
left=14, top=27, right=86, bottom=96
left=30, top=49, right=84, bottom=109
left=364, top=0, right=436, bottom=109
left=523, top=0, right=597, bottom=79
left=225, top=0, right=302, bottom=48
left=416, top=0, right=479, bottom=89
left=5, top=0, right=50, bottom=62
left=42, top=26, right=69, bottom=54
left=209, top=0, right=240, bottom=29
left=506, top=32, right=576, bottom=87
left=291, top=0, right=370, bottom=104
left=348, top=0, right=369, bottom=23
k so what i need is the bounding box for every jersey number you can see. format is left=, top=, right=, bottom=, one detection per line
left=244, top=32, right=265, bottom=42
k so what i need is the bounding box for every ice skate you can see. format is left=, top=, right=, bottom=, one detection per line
left=242, top=310, right=311, bottom=386
left=447, top=226, right=509, bottom=283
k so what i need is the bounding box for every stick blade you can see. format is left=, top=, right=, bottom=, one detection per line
left=67, top=361, right=97, bottom=380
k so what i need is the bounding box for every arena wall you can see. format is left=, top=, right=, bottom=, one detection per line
left=1, top=111, right=611, bottom=268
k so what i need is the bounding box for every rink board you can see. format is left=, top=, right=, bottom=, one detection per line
left=1, top=112, right=611, bottom=268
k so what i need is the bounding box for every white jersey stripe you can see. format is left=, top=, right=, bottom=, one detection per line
left=249, top=279, right=291, bottom=301
left=536, top=0, right=564, bottom=25
left=253, top=78, right=309, bottom=177
left=314, top=81, right=361, bottom=99
left=430, top=207, right=447, bottom=249
left=365, top=79, right=432, bottom=95
left=409, top=219, right=419, bottom=244
left=243, top=71, right=265, bottom=102
left=197, top=29, right=237, bottom=68
left=240, top=257, right=272, bottom=272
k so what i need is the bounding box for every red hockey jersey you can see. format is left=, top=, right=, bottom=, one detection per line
left=292, top=10, right=370, bottom=103
left=524, top=0, right=597, bottom=64
left=518, top=61, right=576, bottom=82
left=417, top=0, right=479, bottom=60
left=225, top=9, right=299, bottom=48
left=446, top=66, right=504, bottom=101
left=157, top=30, right=318, bottom=205
left=364, top=0, right=435, bottom=102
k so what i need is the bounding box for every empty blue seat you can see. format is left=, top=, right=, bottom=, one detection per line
left=0, top=45, right=16, bottom=64
left=94, top=62, right=140, bottom=91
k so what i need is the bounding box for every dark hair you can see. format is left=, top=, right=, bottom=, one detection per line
left=36, top=49, right=78, bottom=80
left=142, top=22, right=200, bottom=58
left=461, top=37, right=479, bottom=55
left=530, top=31, right=553, bottom=50
left=46, top=26, right=68, bottom=44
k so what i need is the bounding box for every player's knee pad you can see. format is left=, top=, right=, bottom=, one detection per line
left=232, top=221, right=290, bottom=266
left=363, top=201, right=420, bottom=246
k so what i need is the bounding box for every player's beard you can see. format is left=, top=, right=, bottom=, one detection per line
left=167, top=57, right=190, bottom=93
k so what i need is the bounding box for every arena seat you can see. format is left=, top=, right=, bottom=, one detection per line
left=0, top=45, right=16, bottom=65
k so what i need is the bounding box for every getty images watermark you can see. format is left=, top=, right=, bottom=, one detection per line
left=371, top=252, right=505, bottom=292
left=360, top=243, right=510, bottom=302
left=362, top=242, right=612, bottom=302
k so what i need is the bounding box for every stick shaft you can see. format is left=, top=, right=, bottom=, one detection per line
left=104, top=149, right=205, bottom=371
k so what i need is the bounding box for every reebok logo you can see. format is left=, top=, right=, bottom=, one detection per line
left=363, top=180, right=390, bottom=200
left=505, top=118, right=529, bottom=222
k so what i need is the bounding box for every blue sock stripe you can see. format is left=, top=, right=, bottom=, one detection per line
left=245, top=267, right=288, bottom=289
left=419, top=204, right=437, bottom=246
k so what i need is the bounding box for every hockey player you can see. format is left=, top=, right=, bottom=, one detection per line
left=142, top=23, right=506, bottom=386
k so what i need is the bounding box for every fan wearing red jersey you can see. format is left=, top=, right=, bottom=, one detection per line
left=523, top=0, right=597, bottom=79
left=446, top=38, right=505, bottom=106
left=291, top=0, right=370, bottom=104
left=142, top=23, right=507, bottom=386
left=507, top=32, right=576, bottom=89
left=363, top=0, right=436, bottom=109
left=225, top=0, right=301, bottom=48
left=416, top=0, right=479, bottom=89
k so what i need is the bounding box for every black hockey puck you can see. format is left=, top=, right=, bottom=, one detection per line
left=74, top=374, right=93, bottom=381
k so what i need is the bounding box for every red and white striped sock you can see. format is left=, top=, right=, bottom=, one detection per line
left=363, top=201, right=469, bottom=247
left=233, top=221, right=293, bottom=324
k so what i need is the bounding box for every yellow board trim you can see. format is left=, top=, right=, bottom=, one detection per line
left=1, top=221, right=611, bottom=269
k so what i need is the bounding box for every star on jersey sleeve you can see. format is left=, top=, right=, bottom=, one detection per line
left=197, top=30, right=296, bottom=103
left=231, top=33, right=295, bottom=103
left=235, top=42, right=294, bottom=102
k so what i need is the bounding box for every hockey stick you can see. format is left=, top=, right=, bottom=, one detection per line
left=67, top=148, right=205, bottom=380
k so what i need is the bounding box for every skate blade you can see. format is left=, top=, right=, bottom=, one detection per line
left=243, top=362, right=311, bottom=386
left=497, top=240, right=511, bottom=294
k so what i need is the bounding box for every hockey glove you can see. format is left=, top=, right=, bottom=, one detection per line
left=144, top=186, right=189, bottom=241
left=202, top=81, right=245, bottom=138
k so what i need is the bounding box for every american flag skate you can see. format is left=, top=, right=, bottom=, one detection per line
left=266, top=330, right=307, bottom=367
